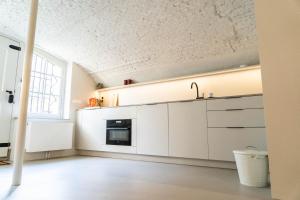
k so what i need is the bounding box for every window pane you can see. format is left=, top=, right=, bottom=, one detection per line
left=53, top=65, right=62, bottom=76
left=43, top=95, right=50, bottom=112
left=35, top=56, right=42, bottom=72
left=31, top=96, right=38, bottom=113
left=45, top=76, right=52, bottom=94
left=52, top=77, right=61, bottom=96
left=28, top=51, right=65, bottom=119
left=47, top=63, right=53, bottom=75
left=49, top=95, right=59, bottom=115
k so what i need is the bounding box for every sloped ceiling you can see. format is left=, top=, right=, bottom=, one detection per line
left=0, top=0, right=259, bottom=87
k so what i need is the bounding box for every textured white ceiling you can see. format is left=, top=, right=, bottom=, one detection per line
left=0, top=0, right=259, bottom=86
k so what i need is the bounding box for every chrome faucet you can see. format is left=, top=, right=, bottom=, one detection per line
left=190, top=82, right=203, bottom=99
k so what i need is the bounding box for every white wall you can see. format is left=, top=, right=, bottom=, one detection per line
left=67, top=63, right=96, bottom=121
left=255, top=0, right=300, bottom=199
left=97, top=66, right=263, bottom=107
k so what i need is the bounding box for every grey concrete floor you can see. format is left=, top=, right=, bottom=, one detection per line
left=0, top=156, right=271, bottom=200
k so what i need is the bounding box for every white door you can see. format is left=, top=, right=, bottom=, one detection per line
left=169, top=101, right=208, bottom=159
left=0, top=36, right=20, bottom=157
left=137, top=104, right=169, bottom=156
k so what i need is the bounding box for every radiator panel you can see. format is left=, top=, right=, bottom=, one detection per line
left=0, top=147, right=8, bottom=157
left=26, top=121, right=74, bottom=152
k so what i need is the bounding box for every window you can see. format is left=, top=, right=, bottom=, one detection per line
left=28, top=49, right=66, bottom=119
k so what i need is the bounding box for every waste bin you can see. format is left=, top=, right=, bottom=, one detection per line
left=233, top=150, right=269, bottom=187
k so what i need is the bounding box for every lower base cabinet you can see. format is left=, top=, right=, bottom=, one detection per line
left=137, top=104, right=169, bottom=156
left=76, top=109, right=106, bottom=151
left=208, top=128, right=267, bottom=161
left=168, top=101, right=208, bottom=159
left=76, top=95, right=266, bottom=163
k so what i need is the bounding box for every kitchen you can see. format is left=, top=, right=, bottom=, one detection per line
left=0, top=1, right=299, bottom=200
left=77, top=66, right=266, bottom=169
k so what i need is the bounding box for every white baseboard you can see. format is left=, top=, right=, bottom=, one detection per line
left=24, top=149, right=78, bottom=161
left=8, top=148, right=237, bottom=169
left=78, top=150, right=237, bottom=169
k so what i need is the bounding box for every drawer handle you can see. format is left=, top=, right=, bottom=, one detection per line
left=224, top=96, right=242, bottom=99
left=145, top=103, right=158, bottom=105
left=225, top=109, right=244, bottom=111
left=226, top=127, right=245, bottom=129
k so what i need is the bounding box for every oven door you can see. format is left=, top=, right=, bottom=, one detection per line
left=106, top=128, right=131, bottom=146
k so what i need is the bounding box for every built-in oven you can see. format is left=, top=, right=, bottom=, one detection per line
left=106, top=119, right=132, bottom=146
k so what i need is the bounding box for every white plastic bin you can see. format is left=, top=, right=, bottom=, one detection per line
left=233, top=150, right=269, bottom=187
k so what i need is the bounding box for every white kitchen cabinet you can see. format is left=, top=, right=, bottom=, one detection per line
left=76, top=109, right=106, bottom=151
left=137, top=104, right=169, bottom=156
left=208, top=128, right=267, bottom=161
left=168, top=101, right=208, bottom=159
left=75, top=95, right=266, bottom=164
left=76, top=107, right=138, bottom=154
left=207, top=95, right=266, bottom=162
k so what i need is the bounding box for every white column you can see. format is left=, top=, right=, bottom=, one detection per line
left=255, top=0, right=300, bottom=198
left=12, top=0, right=39, bottom=186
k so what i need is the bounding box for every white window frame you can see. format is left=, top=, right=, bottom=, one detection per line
left=28, top=48, right=67, bottom=119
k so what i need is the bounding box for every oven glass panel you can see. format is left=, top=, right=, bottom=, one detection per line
left=108, top=130, right=130, bottom=141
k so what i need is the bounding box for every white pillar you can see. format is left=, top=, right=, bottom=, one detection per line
left=12, top=0, right=39, bottom=186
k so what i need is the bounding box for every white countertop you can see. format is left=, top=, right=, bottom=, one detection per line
left=80, top=93, right=263, bottom=110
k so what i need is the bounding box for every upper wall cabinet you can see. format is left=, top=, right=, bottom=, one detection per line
left=137, top=104, right=169, bottom=156
left=76, top=109, right=106, bottom=151
left=168, top=101, right=208, bottom=159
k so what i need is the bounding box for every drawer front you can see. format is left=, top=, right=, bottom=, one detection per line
left=207, top=96, right=263, bottom=110
left=100, top=106, right=137, bottom=119
left=207, top=109, right=265, bottom=128
left=208, top=128, right=267, bottom=161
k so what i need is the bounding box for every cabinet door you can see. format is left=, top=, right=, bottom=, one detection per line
left=137, top=104, right=169, bottom=156
left=76, top=109, right=106, bottom=150
left=169, top=101, right=208, bottom=159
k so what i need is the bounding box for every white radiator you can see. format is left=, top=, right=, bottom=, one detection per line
left=25, top=120, right=74, bottom=152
